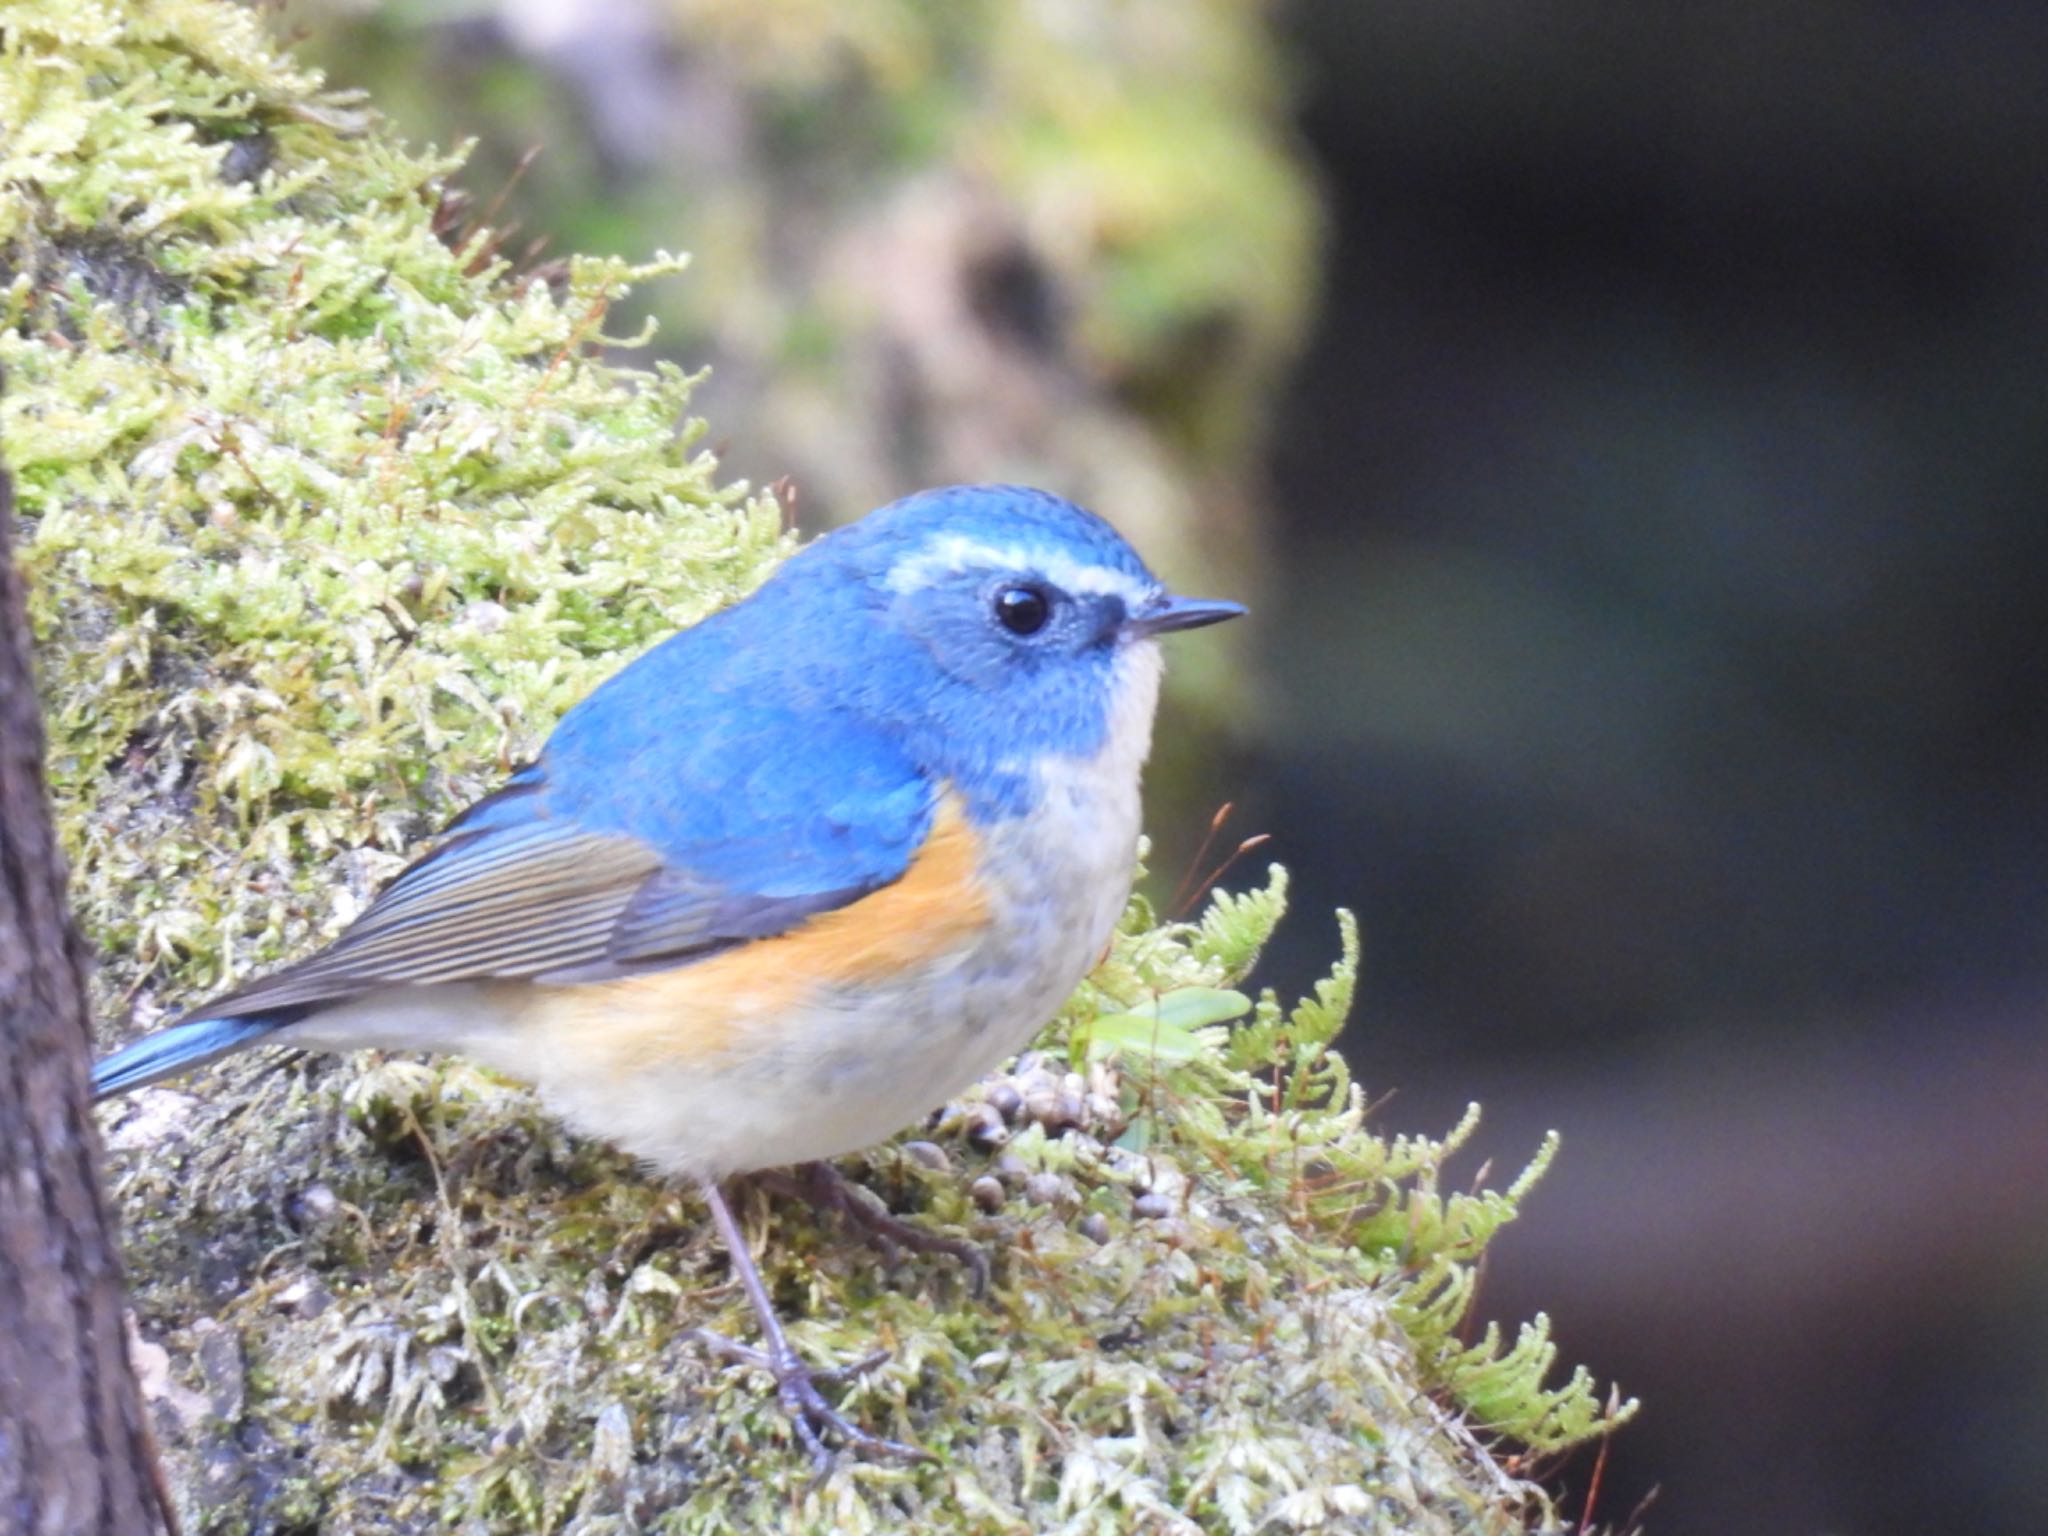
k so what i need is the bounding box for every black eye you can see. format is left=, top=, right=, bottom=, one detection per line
left=994, top=584, right=1052, bottom=636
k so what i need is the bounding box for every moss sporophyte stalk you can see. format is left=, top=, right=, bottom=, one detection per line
left=3, top=1, right=1632, bottom=1530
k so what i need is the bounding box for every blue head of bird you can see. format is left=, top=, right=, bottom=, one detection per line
left=752, top=484, right=1241, bottom=817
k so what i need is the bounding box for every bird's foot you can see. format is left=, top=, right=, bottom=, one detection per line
left=770, top=1160, right=991, bottom=1296
left=695, top=1180, right=932, bottom=1475
left=691, top=1328, right=926, bottom=1474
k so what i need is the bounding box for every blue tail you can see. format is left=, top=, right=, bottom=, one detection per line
left=92, top=1014, right=292, bottom=1100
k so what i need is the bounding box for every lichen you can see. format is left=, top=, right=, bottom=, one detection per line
left=2, top=5, right=1631, bottom=1532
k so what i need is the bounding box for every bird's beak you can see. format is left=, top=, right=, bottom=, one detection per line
left=1123, top=593, right=1248, bottom=639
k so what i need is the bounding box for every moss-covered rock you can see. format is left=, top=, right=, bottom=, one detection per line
left=2, top=4, right=1631, bottom=1532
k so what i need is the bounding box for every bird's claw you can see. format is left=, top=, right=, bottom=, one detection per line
left=692, top=1329, right=927, bottom=1474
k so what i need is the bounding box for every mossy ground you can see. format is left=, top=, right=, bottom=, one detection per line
left=102, top=882, right=1610, bottom=1535
left=2, top=3, right=1631, bottom=1531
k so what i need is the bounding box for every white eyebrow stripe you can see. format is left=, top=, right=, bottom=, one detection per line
left=883, top=536, right=1155, bottom=605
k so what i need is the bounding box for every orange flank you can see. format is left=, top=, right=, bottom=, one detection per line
left=772, top=790, right=991, bottom=979
left=504, top=792, right=991, bottom=1073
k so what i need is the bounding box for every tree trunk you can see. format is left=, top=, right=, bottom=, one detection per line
left=0, top=404, right=167, bottom=1533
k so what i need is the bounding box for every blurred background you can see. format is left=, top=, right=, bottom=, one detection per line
left=289, top=2, right=2048, bottom=1531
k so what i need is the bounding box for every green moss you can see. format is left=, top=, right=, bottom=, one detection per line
left=3, top=0, right=785, bottom=1003
left=99, top=868, right=1631, bottom=1535
left=4, top=5, right=1631, bottom=1533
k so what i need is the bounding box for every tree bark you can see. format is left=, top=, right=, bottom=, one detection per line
left=0, top=395, right=167, bottom=1533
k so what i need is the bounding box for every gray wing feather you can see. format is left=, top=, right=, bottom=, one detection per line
left=208, top=825, right=668, bottom=1014
left=205, top=823, right=882, bottom=1014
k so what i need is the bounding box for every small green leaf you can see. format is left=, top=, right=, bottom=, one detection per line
left=1084, top=986, right=1251, bottom=1063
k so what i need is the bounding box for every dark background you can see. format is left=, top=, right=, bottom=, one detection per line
left=1265, top=5, right=2048, bottom=1533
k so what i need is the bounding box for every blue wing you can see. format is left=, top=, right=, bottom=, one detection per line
left=206, top=685, right=935, bottom=1015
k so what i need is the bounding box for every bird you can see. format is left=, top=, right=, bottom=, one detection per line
left=91, top=483, right=1244, bottom=1466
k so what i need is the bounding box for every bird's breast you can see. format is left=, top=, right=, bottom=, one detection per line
left=474, top=657, right=1159, bottom=1180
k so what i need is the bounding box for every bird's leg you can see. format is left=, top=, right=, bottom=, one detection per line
left=770, top=1160, right=991, bottom=1297
left=690, top=1179, right=926, bottom=1472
